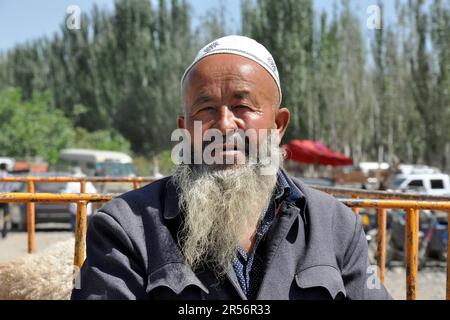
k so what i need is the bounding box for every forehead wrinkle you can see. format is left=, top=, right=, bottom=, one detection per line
left=185, top=56, right=260, bottom=88
left=187, top=78, right=255, bottom=105
left=183, top=55, right=279, bottom=109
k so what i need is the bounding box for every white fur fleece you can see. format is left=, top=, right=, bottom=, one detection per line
left=0, top=239, right=75, bottom=300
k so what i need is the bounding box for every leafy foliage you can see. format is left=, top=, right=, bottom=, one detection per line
left=0, top=0, right=449, bottom=171
left=0, top=88, right=75, bottom=164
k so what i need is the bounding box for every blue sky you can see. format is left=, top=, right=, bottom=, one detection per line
left=0, top=0, right=401, bottom=53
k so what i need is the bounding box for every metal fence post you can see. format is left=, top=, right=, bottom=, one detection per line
left=377, top=208, right=387, bottom=283
left=73, top=201, right=88, bottom=269
left=405, top=208, right=419, bottom=300
left=26, top=180, right=35, bottom=254
left=80, top=179, right=86, bottom=194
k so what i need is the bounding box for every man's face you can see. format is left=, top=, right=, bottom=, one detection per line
left=179, top=54, right=290, bottom=166
left=174, top=54, right=289, bottom=274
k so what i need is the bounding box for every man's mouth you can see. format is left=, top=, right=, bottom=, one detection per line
left=214, top=144, right=242, bottom=155
left=221, top=143, right=239, bottom=150
left=205, top=144, right=246, bottom=164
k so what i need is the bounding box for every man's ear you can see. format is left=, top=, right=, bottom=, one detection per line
left=274, top=107, right=290, bottom=145
left=178, top=116, right=185, bottom=129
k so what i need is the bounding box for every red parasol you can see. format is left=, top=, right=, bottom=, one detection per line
left=283, top=139, right=353, bottom=166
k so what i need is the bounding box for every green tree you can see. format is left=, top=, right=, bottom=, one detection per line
left=72, top=127, right=131, bottom=154
left=242, top=0, right=315, bottom=142
left=0, top=88, right=75, bottom=163
left=1, top=0, right=449, bottom=171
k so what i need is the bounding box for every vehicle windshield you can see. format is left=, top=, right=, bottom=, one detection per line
left=55, top=159, right=96, bottom=176
left=104, top=161, right=136, bottom=177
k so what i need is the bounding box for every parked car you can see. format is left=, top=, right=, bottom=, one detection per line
left=386, top=210, right=431, bottom=269
left=10, top=172, right=72, bottom=231
left=367, top=209, right=448, bottom=269
left=389, top=172, right=450, bottom=196
left=372, top=210, right=429, bottom=269
left=421, top=211, right=448, bottom=265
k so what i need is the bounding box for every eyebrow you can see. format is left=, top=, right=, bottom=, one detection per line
left=193, top=94, right=214, bottom=107
left=233, top=90, right=252, bottom=100
left=191, top=89, right=254, bottom=108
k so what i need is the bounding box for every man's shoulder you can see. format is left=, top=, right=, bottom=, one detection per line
left=287, top=174, right=358, bottom=227
left=85, top=177, right=177, bottom=267
left=288, top=175, right=345, bottom=207
left=120, top=175, right=172, bottom=203
left=286, top=174, right=363, bottom=268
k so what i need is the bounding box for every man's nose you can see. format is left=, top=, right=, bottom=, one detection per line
left=213, top=105, right=238, bottom=133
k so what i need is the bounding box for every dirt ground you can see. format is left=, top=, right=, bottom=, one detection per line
left=0, top=230, right=446, bottom=300
left=0, top=229, right=73, bottom=264
left=384, top=263, right=447, bottom=300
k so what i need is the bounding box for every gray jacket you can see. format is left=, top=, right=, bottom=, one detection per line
left=71, top=173, right=392, bottom=300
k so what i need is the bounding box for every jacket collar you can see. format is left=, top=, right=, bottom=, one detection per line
left=163, top=176, right=181, bottom=220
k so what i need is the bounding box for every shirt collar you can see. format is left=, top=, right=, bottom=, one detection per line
left=275, top=168, right=304, bottom=204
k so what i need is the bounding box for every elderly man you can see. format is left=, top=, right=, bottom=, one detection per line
left=71, top=35, right=391, bottom=300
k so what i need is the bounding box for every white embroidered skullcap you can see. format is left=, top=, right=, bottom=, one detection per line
left=181, top=35, right=282, bottom=104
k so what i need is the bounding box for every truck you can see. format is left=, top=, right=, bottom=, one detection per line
left=389, top=165, right=450, bottom=196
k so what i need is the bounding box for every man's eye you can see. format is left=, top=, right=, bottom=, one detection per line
left=199, top=106, right=215, bottom=112
left=234, top=105, right=251, bottom=110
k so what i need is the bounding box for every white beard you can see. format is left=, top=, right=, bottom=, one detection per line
left=172, top=142, right=283, bottom=277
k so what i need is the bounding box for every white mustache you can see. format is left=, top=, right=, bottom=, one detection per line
left=203, top=133, right=246, bottom=149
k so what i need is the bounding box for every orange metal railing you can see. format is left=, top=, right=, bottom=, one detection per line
left=0, top=192, right=113, bottom=285
left=340, top=198, right=450, bottom=300
left=0, top=176, right=154, bottom=193
left=0, top=176, right=154, bottom=253
left=312, top=185, right=450, bottom=300
left=0, top=178, right=449, bottom=300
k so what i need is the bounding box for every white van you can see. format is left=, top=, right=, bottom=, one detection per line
left=58, top=148, right=136, bottom=177
left=390, top=172, right=450, bottom=196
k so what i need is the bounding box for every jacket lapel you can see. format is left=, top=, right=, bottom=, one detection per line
left=257, top=201, right=307, bottom=299
left=226, top=265, right=248, bottom=299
